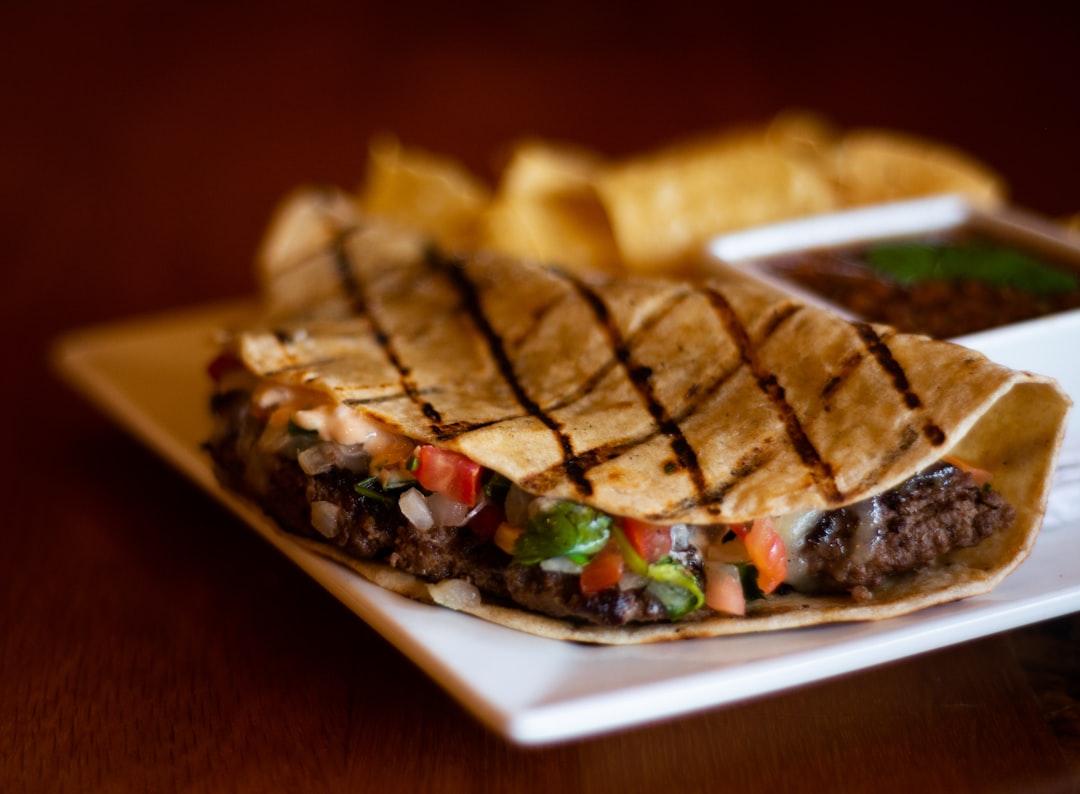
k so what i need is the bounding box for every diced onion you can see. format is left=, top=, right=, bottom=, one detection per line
left=332, top=443, right=371, bottom=473
left=298, top=444, right=335, bottom=475
left=503, top=484, right=534, bottom=528
left=669, top=523, right=691, bottom=549
left=540, top=557, right=584, bottom=574
left=618, top=571, right=649, bottom=591
left=398, top=487, right=434, bottom=531
left=310, top=501, right=345, bottom=539
left=428, top=578, right=481, bottom=610
left=707, top=537, right=749, bottom=564
left=426, top=492, right=471, bottom=528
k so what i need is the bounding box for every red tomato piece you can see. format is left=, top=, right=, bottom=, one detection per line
left=468, top=503, right=504, bottom=541
left=413, top=445, right=483, bottom=506
left=731, top=517, right=787, bottom=594
left=704, top=562, right=746, bottom=616
left=579, top=548, right=625, bottom=595
left=621, top=518, right=672, bottom=563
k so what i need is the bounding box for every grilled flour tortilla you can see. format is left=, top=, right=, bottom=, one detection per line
left=207, top=188, right=1070, bottom=644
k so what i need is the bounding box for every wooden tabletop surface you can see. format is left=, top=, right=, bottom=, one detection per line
left=4, top=2, right=1079, bottom=791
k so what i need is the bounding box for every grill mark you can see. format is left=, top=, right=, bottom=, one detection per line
left=849, top=424, right=922, bottom=495
left=519, top=290, right=797, bottom=503
left=704, top=288, right=845, bottom=505
left=331, top=237, right=445, bottom=429
left=342, top=385, right=444, bottom=407
left=331, top=289, right=692, bottom=448
left=331, top=233, right=364, bottom=309
left=524, top=288, right=696, bottom=416
left=557, top=274, right=709, bottom=498
left=394, top=290, right=698, bottom=448
left=760, top=301, right=803, bottom=339
left=263, top=356, right=356, bottom=378
left=430, top=254, right=594, bottom=496
left=261, top=192, right=359, bottom=280
left=853, top=323, right=947, bottom=446
left=644, top=442, right=779, bottom=522
left=820, top=351, right=864, bottom=404
left=520, top=352, right=744, bottom=496
left=922, top=422, right=946, bottom=446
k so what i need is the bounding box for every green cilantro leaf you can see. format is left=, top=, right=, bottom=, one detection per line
left=737, top=563, right=765, bottom=602
left=512, top=501, right=612, bottom=565
left=354, top=476, right=393, bottom=503
left=867, top=241, right=1077, bottom=295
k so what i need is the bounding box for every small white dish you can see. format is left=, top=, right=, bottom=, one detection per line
left=708, top=194, right=1080, bottom=337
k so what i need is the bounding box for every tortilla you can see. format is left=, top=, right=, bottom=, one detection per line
left=218, top=188, right=1069, bottom=643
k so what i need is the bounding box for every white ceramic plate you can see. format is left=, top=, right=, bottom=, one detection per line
left=52, top=300, right=1080, bottom=746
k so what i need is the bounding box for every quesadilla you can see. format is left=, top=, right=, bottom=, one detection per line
left=206, top=188, right=1070, bottom=644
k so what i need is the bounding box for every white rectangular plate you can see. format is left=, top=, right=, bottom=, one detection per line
left=52, top=300, right=1080, bottom=746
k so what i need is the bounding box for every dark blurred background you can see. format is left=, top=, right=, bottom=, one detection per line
left=2, top=6, right=1078, bottom=786
left=4, top=1, right=1078, bottom=330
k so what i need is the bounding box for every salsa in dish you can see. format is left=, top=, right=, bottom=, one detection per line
left=757, top=231, right=1080, bottom=338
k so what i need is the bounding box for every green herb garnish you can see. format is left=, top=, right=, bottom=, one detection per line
left=354, top=476, right=392, bottom=503
left=737, top=563, right=765, bottom=602
left=483, top=472, right=512, bottom=503
left=513, top=501, right=612, bottom=565
left=645, top=559, right=705, bottom=618
left=867, top=241, right=1077, bottom=295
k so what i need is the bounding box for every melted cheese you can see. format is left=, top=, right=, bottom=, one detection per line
left=775, top=510, right=823, bottom=592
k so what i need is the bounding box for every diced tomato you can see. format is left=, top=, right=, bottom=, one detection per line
left=468, top=503, right=505, bottom=541
left=730, top=517, right=787, bottom=594
left=704, top=561, right=746, bottom=616
left=207, top=351, right=243, bottom=383
left=579, top=547, right=625, bottom=595
left=412, top=445, right=484, bottom=506
left=621, top=518, right=672, bottom=563
left=942, top=454, right=993, bottom=488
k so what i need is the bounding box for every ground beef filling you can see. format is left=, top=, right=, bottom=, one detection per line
left=208, top=390, right=1015, bottom=625
left=798, top=463, right=1015, bottom=601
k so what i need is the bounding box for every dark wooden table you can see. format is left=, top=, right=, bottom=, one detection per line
left=4, top=2, right=1079, bottom=791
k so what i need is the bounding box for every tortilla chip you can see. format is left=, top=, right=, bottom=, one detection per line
left=483, top=139, right=622, bottom=273
left=356, top=135, right=491, bottom=251
left=831, top=129, right=1006, bottom=208
left=595, top=133, right=838, bottom=272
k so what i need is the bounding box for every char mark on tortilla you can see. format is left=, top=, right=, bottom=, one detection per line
left=426, top=251, right=596, bottom=497
left=853, top=322, right=947, bottom=447
left=558, top=269, right=710, bottom=501
left=703, top=286, right=846, bottom=506
left=515, top=287, right=791, bottom=517
left=330, top=234, right=446, bottom=429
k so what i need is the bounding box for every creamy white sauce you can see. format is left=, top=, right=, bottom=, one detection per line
left=294, top=403, right=384, bottom=446
left=253, top=381, right=411, bottom=456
